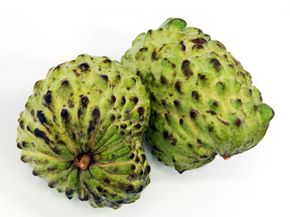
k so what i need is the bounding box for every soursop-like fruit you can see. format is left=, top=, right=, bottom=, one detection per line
left=17, top=54, right=151, bottom=208
left=122, top=18, right=274, bottom=173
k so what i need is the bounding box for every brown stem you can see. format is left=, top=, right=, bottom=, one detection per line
left=75, top=154, right=91, bottom=170
left=222, top=154, right=231, bottom=160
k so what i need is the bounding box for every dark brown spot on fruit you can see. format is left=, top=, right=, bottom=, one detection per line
left=135, top=123, right=141, bottom=129
left=121, top=96, right=126, bottom=105
left=234, top=118, right=242, bottom=127
left=61, top=79, right=69, bottom=86
left=163, top=131, right=169, bottom=139
left=190, top=109, right=199, bottom=120
left=210, top=58, right=221, bottom=71
left=236, top=99, right=242, bottom=104
left=198, top=73, right=207, bottom=80
left=253, top=105, right=258, bottom=111
left=131, top=164, right=136, bottom=170
left=34, top=128, right=50, bottom=144
left=150, top=93, right=156, bottom=101
left=92, top=108, right=100, bottom=118
left=17, top=143, right=22, bottom=149
left=191, top=38, right=207, bottom=45
left=26, top=126, right=33, bottom=133
left=191, top=91, right=200, bottom=100
left=171, top=138, right=177, bottom=145
left=129, top=153, right=135, bottom=159
left=88, top=108, right=100, bottom=135
left=137, top=107, right=144, bottom=116
left=111, top=95, right=116, bottom=104
left=160, top=75, right=167, bottom=84
left=197, top=139, right=203, bottom=145
left=100, top=74, right=108, bottom=81
left=179, top=118, right=184, bottom=125
left=77, top=108, right=83, bottom=118
left=110, top=114, right=115, bottom=121
left=37, top=110, right=47, bottom=125
left=22, top=141, right=28, bottom=148
left=135, top=156, right=140, bottom=163
left=213, top=101, right=219, bottom=107
left=173, top=100, right=180, bottom=107
left=96, top=186, right=103, bottom=193
left=20, top=156, right=27, bottom=162
left=141, top=153, right=146, bottom=161
left=193, top=44, right=204, bottom=49
left=103, top=58, right=112, bottom=64
left=208, top=126, right=214, bottom=132
left=130, top=96, right=138, bottom=104
left=188, top=143, right=193, bottom=148
left=216, top=81, right=225, bottom=90
left=152, top=50, right=158, bottom=60
left=207, top=110, right=217, bottom=115
left=80, top=96, right=89, bottom=108
left=139, top=47, right=148, bottom=52
left=61, top=109, right=69, bottom=120
left=48, top=181, right=56, bottom=188
left=43, top=91, right=52, bottom=105
left=32, top=170, right=39, bottom=176
left=248, top=89, right=253, bottom=96
left=19, top=120, right=24, bottom=129
left=124, top=184, right=135, bottom=193
left=144, top=165, right=151, bottom=175
left=180, top=41, right=186, bottom=51
left=174, top=81, right=182, bottom=93
left=78, top=63, right=90, bottom=72
left=104, top=177, right=111, bottom=184
left=182, top=60, right=193, bottom=77
left=65, top=189, right=74, bottom=199
left=136, top=185, right=144, bottom=193
left=55, top=64, right=62, bottom=70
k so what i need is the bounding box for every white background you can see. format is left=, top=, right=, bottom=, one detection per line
left=0, top=0, right=289, bottom=216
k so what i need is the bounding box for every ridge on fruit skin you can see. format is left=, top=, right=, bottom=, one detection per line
left=122, top=18, right=274, bottom=173
left=17, top=54, right=151, bottom=208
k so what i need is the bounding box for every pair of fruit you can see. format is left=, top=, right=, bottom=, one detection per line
left=17, top=18, right=274, bottom=209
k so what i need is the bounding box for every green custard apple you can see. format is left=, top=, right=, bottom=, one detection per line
left=122, top=18, right=274, bottom=173
left=17, top=54, right=151, bottom=208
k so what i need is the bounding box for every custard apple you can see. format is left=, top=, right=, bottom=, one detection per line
left=122, top=18, right=274, bottom=173
left=17, top=54, right=151, bottom=208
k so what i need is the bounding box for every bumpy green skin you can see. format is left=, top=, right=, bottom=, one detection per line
left=17, top=54, right=151, bottom=208
left=122, top=18, right=274, bottom=173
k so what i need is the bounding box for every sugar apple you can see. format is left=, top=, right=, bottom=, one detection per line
left=122, top=18, right=274, bottom=173
left=17, top=54, right=151, bottom=208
